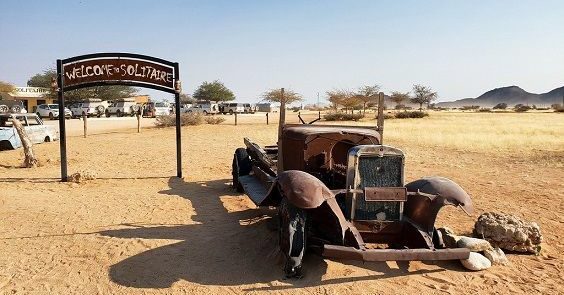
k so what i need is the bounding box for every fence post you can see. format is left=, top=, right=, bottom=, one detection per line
left=136, top=112, right=141, bottom=133
left=266, top=112, right=269, bottom=125
left=83, top=113, right=87, bottom=138
left=234, top=112, right=238, bottom=126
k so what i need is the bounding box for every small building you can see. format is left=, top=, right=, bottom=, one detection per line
left=0, top=87, right=54, bottom=112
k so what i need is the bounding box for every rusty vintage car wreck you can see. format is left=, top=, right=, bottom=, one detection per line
left=231, top=93, right=474, bottom=277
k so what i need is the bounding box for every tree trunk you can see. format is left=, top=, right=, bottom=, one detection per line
left=11, top=116, right=38, bottom=168
left=419, top=103, right=423, bottom=111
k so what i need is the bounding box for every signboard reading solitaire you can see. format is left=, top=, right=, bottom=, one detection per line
left=55, top=52, right=182, bottom=182
left=63, top=58, right=175, bottom=91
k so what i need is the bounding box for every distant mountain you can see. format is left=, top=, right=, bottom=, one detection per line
left=437, top=86, right=563, bottom=108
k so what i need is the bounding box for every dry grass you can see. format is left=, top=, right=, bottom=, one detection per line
left=383, top=112, right=564, bottom=155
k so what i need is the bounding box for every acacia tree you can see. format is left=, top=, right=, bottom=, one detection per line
left=193, top=80, right=235, bottom=102
left=326, top=89, right=347, bottom=110
left=390, top=91, right=410, bottom=110
left=262, top=88, right=302, bottom=104
left=179, top=93, right=195, bottom=104
left=28, top=69, right=138, bottom=102
left=0, top=81, right=15, bottom=93
left=411, top=84, right=437, bottom=111
left=356, top=85, right=380, bottom=114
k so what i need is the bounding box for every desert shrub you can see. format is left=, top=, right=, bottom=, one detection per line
left=514, top=104, right=531, bottom=112
left=461, top=105, right=480, bottom=111
left=394, top=111, right=429, bottom=119
left=204, top=116, right=225, bottom=124
left=493, top=103, right=508, bottom=110
left=155, top=113, right=203, bottom=127
left=323, top=112, right=364, bottom=121
left=478, top=108, right=492, bottom=112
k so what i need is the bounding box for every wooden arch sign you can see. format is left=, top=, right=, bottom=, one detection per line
left=55, top=53, right=183, bottom=182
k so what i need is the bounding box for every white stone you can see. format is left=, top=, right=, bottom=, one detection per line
left=484, top=247, right=509, bottom=265
left=460, top=252, right=492, bottom=271
left=457, top=236, right=492, bottom=252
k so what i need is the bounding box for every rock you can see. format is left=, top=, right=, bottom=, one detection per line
left=460, top=252, right=491, bottom=271
left=437, top=227, right=460, bottom=248
left=474, top=212, right=542, bottom=254
left=457, top=236, right=492, bottom=252
left=69, top=170, right=98, bottom=183
left=484, top=247, right=509, bottom=265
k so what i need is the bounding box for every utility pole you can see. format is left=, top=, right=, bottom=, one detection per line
left=317, top=92, right=320, bottom=107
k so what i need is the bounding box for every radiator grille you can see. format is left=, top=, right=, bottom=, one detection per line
left=354, top=155, right=402, bottom=220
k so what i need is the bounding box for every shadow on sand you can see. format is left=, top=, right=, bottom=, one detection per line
left=99, top=177, right=452, bottom=290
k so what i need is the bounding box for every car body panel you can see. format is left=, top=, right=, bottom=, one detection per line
left=0, top=114, right=58, bottom=150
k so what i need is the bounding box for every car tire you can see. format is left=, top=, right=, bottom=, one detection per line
left=229, top=110, right=234, bottom=115
left=105, top=111, right=111, bottom=118
left=203, top=110, right=208, bottom=115
left=232, top=148, right=252, bottom=193
left=116, top=110, right=122, bottom=117
left=0, top=105, right=8, bottom=113
left=279, top=198, right=306, bottom=278
left=44, top=136, right=51, bottom=142
left=49, top=113, right=54, bottom=120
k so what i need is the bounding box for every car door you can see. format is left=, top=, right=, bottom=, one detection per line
left=23, top=116, right=45, bottom=144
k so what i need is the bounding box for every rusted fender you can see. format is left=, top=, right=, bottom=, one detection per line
left=404, top=176, right=474, bottom=233
left=275, top=170, right=334, bottom=209
left=264, top=170, right=364, bottom=248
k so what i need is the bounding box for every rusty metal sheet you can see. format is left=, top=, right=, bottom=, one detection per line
left=323, top=245, right=470, bottom=261
left=364, top=187, right=407, bottom=201
left=63, top=58, right=174, bottom=89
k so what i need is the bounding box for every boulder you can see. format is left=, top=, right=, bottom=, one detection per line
left=460, top=252, right=491, bottom=271
left=474, top=212, right=542, bottom=254
left=484, top=247, right=509, bottom=265
left=457, top=236, right=492, bottom=252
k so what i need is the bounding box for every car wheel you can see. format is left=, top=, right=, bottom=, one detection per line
left=49, top=113, right=54, bottom=120
left=203, top=110, right=208, bottom=115
left=36, top=112, right=41, bottom=118
left=44, top=136, right=51, bottom=142
left=116, top=110, right=122, bottom=117
left=0, top=105, right=8, bottom=113
left=229, top=110, right=234, bottom=115
left=232, top=148, right=252, bottom=193
left=105, top=111, right=111, bottom=118
left=279, top=198, right=306, bottom=278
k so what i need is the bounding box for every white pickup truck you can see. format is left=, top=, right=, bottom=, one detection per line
left=70, top=100, right=107, bottom=118
left=183, top=102, right=219, bottom=115
left=105, top=100, right=141, bottom=117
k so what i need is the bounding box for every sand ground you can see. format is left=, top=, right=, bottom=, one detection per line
left=0, top=112, right=562, bottom=294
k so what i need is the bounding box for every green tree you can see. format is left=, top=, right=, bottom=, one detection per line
left=356, top=85, right=380, bottom=114
left=262, top=88, right=302, bottom=104
left=411, top=84, right=437, bottom=111
left=493, top=103, right=508, bottom=110
left=326, top=89, right=347, bottom=110
left=193, top=80, right=235, bottom=102
left=27, top=69, right=138, bottom=102
left=0, top=81, right=15, bottom=93
left=390, top=91, right=410, bottom=110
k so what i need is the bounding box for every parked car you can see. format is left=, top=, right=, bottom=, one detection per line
left=143, top=101, right=171, bottom=117
left=70, top=99, right=107, bottom=118
left=243, top=103, right=255, bottom=114
left=36, top=104, right=71, bottom=120
left=0, top=113, right=58, bottom=150
left=105, top=99, right=141, bottom=117
left=219, top=102, right=245, bottom=114
left=0, top=100, right=26, bottom=114
left=183, top=101, right=219, bottom=115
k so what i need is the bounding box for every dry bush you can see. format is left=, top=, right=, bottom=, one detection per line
left=323, top=112, right=364, bottom=121
left=155, top=113, right=203, bottom=127
left=395, top=111, right=429, bottom=119
left=204, top=116, right=226, bottom=124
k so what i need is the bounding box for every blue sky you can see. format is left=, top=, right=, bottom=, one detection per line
left=1, top=0, right=563, bottom=103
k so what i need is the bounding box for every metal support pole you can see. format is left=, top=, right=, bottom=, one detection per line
left=174, top=63, right=182, bottom=178
left=57, top=59, right=68, bottom=182
left=277, top=88, right=285, bottom=173
left=377, top=92, right=385, bottom=144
